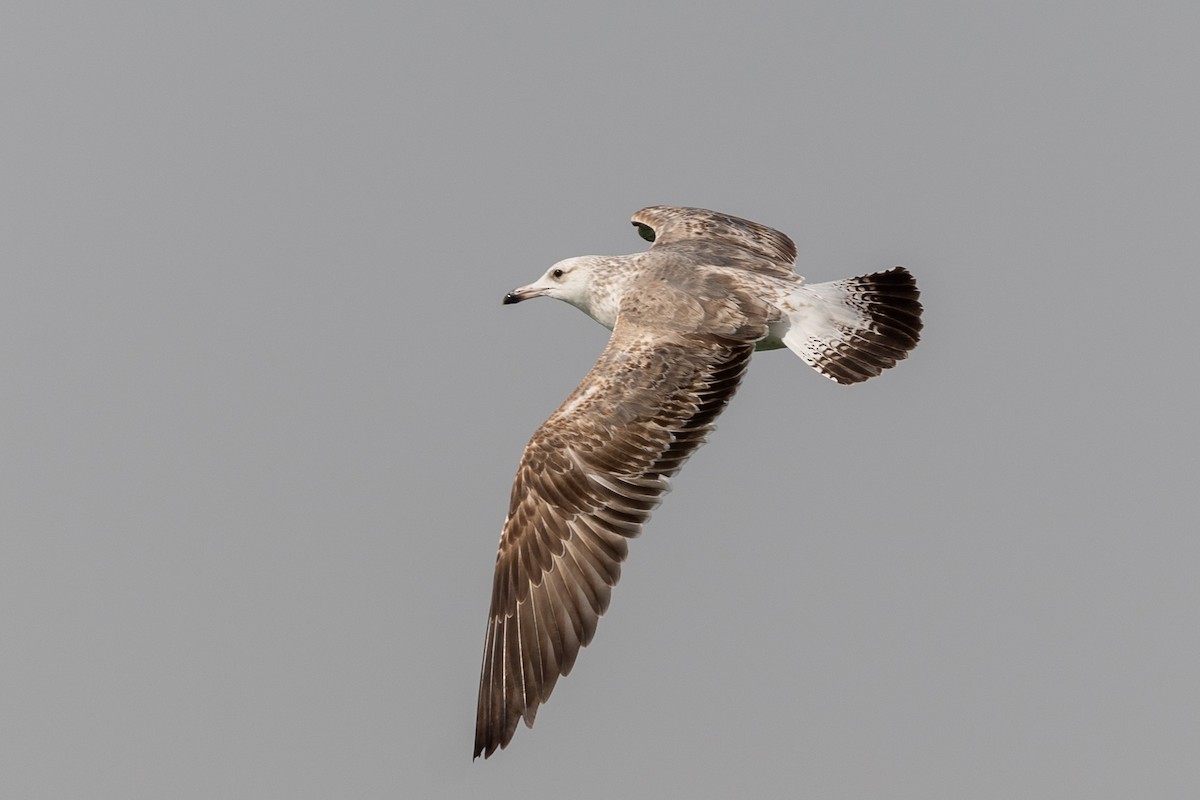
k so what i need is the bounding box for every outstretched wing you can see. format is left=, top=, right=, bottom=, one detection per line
left=475, top=278, right=768, bottom=759
left=631, top=205, right=798, bottom=276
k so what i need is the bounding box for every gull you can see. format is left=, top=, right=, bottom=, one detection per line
left=474, top=206, right=922, bottom=758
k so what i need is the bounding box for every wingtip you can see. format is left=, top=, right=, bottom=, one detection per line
left=472, top=737, right=495, bottom=761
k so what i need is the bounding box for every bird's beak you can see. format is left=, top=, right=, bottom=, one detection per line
left=502, top=285, right=546, bottom=305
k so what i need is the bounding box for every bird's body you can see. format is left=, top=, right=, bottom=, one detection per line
left=475, top=206, right=922, bottom=758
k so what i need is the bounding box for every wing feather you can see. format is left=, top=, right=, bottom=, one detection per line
left=631, top=205, right=798, bottom=275
left=474, top=281, right=766, bottom=758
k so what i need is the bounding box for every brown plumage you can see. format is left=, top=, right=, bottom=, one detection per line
left=476, top=207, right=922, bottom=758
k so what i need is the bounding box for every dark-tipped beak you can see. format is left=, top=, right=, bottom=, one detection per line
left=502, top=286, right=543, bottom=305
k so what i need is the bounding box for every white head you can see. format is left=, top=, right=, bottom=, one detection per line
left=503, top=256, right=609, bottom=321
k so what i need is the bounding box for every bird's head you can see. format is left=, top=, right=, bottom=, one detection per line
left=503, top=256, right=597, bottom=309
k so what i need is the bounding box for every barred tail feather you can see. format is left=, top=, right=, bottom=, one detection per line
left=780, top=266, right=922, bottom=384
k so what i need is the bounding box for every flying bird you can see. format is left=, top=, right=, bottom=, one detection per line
left=475, top=206, right=922, bottom=758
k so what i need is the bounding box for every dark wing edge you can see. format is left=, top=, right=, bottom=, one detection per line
left=631, top=205, right=798, bottom=274
left=473, top=324, right=757, bottom=759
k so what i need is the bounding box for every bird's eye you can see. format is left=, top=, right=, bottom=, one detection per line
left=552, top=268, right=564, bottom=279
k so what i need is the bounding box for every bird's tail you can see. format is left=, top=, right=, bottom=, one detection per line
left=777, top=266, right=923, bottom=384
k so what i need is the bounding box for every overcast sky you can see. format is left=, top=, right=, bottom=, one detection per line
left=3, top=3, right=1198, bottom=798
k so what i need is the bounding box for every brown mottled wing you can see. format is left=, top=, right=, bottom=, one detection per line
left=631, top=205, right=798, bottom=275
left=474, top=276, right=768, bottom=759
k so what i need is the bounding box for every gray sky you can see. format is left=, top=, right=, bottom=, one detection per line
left=3, top=2, right=1198, bottom=798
